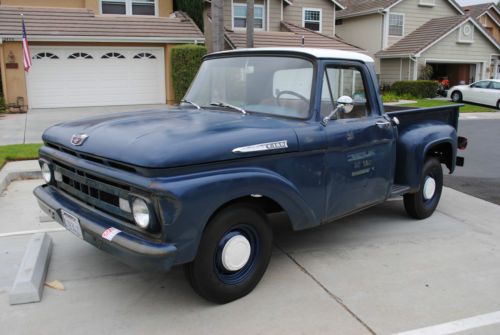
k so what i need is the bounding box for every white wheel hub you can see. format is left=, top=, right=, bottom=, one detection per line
left=221, top=235, right=251, bottom=271
left=423, top=176, right=436, bottom=200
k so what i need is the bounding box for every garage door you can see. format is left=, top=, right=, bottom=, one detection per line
left=27, top=46, right=166, bottom=108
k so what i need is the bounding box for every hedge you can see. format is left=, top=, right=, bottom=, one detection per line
left=0, top=96, right=5, bottom=113
left=391, top=80, right=439, bottom=99
left=171, top=44, right=207, bottom=102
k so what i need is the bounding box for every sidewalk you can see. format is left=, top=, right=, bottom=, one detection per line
left=1, top=178, right=500, bottom=335
left=0, top=104, right=168, bottom=145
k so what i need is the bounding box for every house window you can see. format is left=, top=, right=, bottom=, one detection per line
left=101, top=0, right=155, bottom=16
left=303, top=8, right=321, bottom=32
left=389, top=13, right=404, bottom=36
left=233, top=4, right=265, bottom=29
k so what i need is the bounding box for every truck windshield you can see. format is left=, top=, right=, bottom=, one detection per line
left=183, top=56, right=314, bottom=119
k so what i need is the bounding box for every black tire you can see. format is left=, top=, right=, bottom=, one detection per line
left=185, top=204, right=273, bottom=304
left=496, top=100, right=500, bottom=110
left=451, top=91, right=462, bottom=103
left=404, top=157, right=443, bottom=219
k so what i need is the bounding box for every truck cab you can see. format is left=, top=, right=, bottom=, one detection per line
left=34, top=48, right=465, bottom=303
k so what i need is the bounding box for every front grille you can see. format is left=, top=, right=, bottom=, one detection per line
left=53, top=161, right=134, bottom=222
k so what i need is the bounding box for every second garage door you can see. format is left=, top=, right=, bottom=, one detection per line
left=27, top=46, right=166, bottom=108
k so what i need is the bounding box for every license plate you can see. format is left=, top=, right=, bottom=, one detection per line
left=61, top=210, right=83, bottom=239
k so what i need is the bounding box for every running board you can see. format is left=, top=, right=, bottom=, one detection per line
left=390, top=184, right=411, bottom=197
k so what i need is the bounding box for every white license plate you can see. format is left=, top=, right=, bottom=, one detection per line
left=61, top=210, right=83, bottom=239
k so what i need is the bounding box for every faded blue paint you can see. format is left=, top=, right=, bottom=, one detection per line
left=34, top=50, right=462, bottom=271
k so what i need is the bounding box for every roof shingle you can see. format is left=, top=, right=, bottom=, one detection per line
left=225, top=21, right=363, bottom=51
left=0, top=6, right=204, bottom=41
left=376, top=16, right=468, bottom=57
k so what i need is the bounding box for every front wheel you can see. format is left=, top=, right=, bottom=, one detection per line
left=451, top=91, right=462, bottom=103
left=404, top=157, right=443, bottom=219
left=185, top=204, right=273, bottom=304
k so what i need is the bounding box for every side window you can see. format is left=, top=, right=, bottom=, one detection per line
left=320, top=66, right=370, bottom=119
left=471, top=81, right=489, bottom=89
left=490, top=81, right=500, bottom=90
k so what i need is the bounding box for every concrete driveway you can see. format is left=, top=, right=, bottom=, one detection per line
left=1, top=180, right=500, bottom=335
left=0, top=104, right=168, bottom=145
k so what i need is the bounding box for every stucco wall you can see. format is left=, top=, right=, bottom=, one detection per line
left=336, top=14, right=383, bottom=72
left=388, top=0, right=461, bottom=46
left=0, top=0, right=85, bottom=8
left=0, top=42, right=28, bottom=105
left=478, top=13, right=500, bottom=43
left=0, top=0, right=173, bottom=17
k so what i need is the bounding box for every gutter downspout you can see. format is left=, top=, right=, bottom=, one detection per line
left=382, top=9, right=389, bottom=50
left=0, top=37, right=9, bottom=103
left=410, top=55, right=418, bottom=80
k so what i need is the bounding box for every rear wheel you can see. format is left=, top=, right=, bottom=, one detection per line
left=404, top=157, right=443, bottom=219
left=451, top=91, right=462, bottom=103
left=185, top=204, right=273, bottom=304
left=496, top=100, right=500, bottom=110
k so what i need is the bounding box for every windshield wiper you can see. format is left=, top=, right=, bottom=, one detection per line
left=180, top=99, right=201, bottom=110
left=210, top=101, right=247, bottom=115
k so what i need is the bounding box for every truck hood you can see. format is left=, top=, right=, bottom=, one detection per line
left=42, top=108, right=302, bottom=168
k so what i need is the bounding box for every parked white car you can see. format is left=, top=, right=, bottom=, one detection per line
left=448, top=79, right=500, bottom=109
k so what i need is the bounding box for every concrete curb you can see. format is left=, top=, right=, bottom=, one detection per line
left=0, top=160, right=40, bottom=194
left=9, top=233, right=53, bottom=305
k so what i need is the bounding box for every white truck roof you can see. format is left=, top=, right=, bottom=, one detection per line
left=213, top=47, right=374, bottom=63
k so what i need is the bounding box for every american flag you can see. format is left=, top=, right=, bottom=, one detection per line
left=21, top=14, right=32, bottom=72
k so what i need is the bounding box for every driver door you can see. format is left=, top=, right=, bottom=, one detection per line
left=320, top=63, right=397, bottom=221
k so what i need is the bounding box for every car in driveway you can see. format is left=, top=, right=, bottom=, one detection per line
left=34, top=47, right=467, bottom=303
left=448, top=79, right=500, bottom=108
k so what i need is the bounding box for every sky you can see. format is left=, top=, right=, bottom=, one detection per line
left=455, top=0, right=497, bottom=5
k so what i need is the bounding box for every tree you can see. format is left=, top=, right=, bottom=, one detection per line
left=246, top=0, right=254, bottom=48
left=212, top=0, right=224, bottom=52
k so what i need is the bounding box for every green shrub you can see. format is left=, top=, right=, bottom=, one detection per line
left=382, top=92, right=400, bottom=103
left=171, top=44, right=207, bottom=102
left=175, top=0, right=203, bottom=32
left=391, top=80, right=438, bottom=99
left=0, top=96, right=6, bottom=113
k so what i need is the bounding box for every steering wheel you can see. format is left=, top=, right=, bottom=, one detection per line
left=276, top=90, right=309, bottom=106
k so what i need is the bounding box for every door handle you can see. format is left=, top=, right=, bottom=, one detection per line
left=376, top=120, right=391, bottom=129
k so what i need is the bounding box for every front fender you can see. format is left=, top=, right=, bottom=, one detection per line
left=152, top=167, right=320, bottom=264
left=395, top=123, right=457, bottom=190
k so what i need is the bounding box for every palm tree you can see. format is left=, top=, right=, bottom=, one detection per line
left=211, top=0, right=224, bottom=52
left=247, top=0, right=254, bottom=48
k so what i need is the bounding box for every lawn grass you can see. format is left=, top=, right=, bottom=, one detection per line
left=0, top=143, right=42, bottom=169
left=399, top=99, right=496, bottom=113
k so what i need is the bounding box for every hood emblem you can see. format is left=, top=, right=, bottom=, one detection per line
left=71, top=133, right=89, bottom=146
left=232, top=140, right=288, bottom=153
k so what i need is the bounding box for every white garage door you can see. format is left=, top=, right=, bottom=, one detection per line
left=27, top=46, right=166, bottom=108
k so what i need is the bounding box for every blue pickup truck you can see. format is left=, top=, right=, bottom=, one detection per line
left=34, top=48, right=466, bottom=303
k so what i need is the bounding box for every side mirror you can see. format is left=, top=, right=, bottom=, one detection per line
left=321, top=96, right=354, bottom=126
left=337, top=96, right=354, bottom=114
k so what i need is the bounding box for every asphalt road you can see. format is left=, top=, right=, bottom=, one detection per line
left=444, top=118, right=500, bottom=205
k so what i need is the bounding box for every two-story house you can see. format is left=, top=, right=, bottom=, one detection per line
left=335, top=0, right=500, bottom=86
left=203, top=0, right=363, bottom=53
left=463, top=3, right=500, bottom=43
left=0, top=0, right=203, bottom=109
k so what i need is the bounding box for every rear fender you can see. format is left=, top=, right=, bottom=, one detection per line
left=395, top=124, right=457, bottom=190
left=155, top=167, right=319, bottom=264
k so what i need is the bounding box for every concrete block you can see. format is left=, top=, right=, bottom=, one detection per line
left=9, top=233, right=53, bottom=305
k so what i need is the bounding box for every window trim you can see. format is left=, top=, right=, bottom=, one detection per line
left=388, top=12, right=405, bottom=37
left=418, top=0, right=435, bottom=7
left=302, top=7, right=322, bottom=33
left=100, top=0, right=158, bottom=17
left=232, top=3, right=266, bottom=31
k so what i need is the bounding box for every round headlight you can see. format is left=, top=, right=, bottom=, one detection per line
left=41, top=163, right=52, bottom=183
left=132, top=198, right=150, bottom=229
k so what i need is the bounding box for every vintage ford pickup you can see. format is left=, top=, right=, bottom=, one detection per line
left=34, top=48, right=467, bottom=303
